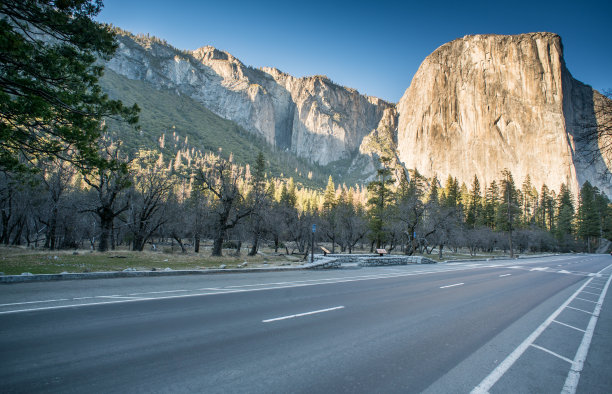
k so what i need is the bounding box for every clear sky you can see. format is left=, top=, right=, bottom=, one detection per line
left=96, top=0, right=612, bottom=103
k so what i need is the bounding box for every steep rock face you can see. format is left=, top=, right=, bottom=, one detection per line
left=106, top=34, right=393, bottom=165
left=397, top=33, right=611, bottom=196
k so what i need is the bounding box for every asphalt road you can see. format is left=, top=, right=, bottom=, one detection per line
left=1, top=255, right=611, bottom=393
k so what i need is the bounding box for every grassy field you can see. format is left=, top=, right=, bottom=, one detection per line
left=0, top=246, right=305, bottom=275
left=0, top=243, right=519, bottom=276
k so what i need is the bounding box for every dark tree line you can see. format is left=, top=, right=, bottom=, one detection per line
left=2, top=146, right=609, bottom=259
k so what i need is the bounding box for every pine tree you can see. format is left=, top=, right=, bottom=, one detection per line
left=459, top=182, right=469, bottom=211
left=496, top=170, right=520, bottom=257
left=466, top=175, right=482, bottom=229
left=483, top=181, right=499, bottom=229
left=555, top=183, right=575, bottom=245
left=396, top=169, right=410, bottom=202
left=594, top=192, right=612, bottom=241
left=323, top=175, right=337, bottom=213
left=408, top=168, right=426, bottom=199
left=280, top=178, right=297, bottom=208
left=367, top=156, right=395, bottom=249
left=443, top=175, right=460, bottom=208
left=577, top=181, right=600, bottom=252
left=538, top=184, right=556, bottom=231
left=428, top=175, right=440, bottom=205
left=0, top=0, right=139, bottom=173
left=252, top=152, right=266, bottom=190
left=521, top=175, right=534, bottom=226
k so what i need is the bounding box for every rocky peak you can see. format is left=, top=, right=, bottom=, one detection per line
left=397, top=32, right=610, bottom=197
left=192, top=45, right=230, bottom=62
left=106, top=31, right=393, bottom=166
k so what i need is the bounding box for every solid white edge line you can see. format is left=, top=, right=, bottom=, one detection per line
left=561, top=266, right=612, bottom=394
left=440, top=283, right=464, bottom=289
left=499, top=274, right=512, bottom=277
left=470, top=262, right=612, bottom=394
left=262, top=306, right=344, bottom=323
left=0, top=298, right=69, bottom=307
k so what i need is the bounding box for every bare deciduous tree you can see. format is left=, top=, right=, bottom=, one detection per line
left=197, top=155, right=252, bottom=256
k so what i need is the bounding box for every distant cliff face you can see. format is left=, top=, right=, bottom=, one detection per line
left=396, top=32, right=611, bottom=196
left=106, top=34, right=393, bottom=166
left=107, top=31, right=611, bottom=195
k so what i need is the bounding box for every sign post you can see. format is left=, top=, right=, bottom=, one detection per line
left=311, top=224, right=316, bottom=264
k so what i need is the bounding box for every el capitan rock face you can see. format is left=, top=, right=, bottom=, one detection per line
left=396, top=32, right=611, bottom=196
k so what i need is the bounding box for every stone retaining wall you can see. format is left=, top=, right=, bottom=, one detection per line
left=314, top=254, right=436, bottom=267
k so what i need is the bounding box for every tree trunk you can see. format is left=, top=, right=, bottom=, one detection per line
left=212, top=236, right=223, bottom=256
left=1, top=211, right=10, bottom=245
left=248, top=233, right=259, bottom=256
left=508, top=231, right=514, bottom=258
left=172, top=235, right=186, bottom=253
left=235, top=240, right=242, bottom=256
left=46, top=206, right=58, bottom=249
left=194, top=234, right=200, bottom=253
left=98, top=215, right=113, bottom=252
left=132, top=234, right=145, bottom=251
left=11, top=217, right=24, bottom=245
left=587, top=236, right=591, bottom=253
left=111, top=222, right=116, bottom=250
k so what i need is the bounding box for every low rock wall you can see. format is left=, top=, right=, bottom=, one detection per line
left=315, top=254, right=436, bottom=266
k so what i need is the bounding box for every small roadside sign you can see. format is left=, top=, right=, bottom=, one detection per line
left=312, top=224, right=317, bottom=233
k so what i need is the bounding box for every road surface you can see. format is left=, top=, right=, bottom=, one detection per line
left=1, top=254, right=611, bottom=393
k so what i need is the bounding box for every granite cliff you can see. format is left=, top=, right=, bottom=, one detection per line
left=106, top=33, right=393, bottom=167
left=396, top=32, right=611, bottom=196
left=105, top=31, right=610, bottom=195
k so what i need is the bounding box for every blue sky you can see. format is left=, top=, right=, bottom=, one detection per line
left=97, top=0, right=612, bottom=103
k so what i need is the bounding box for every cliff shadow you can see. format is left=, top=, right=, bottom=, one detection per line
left=562, top=73, right=612, bottom=197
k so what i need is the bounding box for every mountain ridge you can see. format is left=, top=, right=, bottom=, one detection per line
left=103, top=28, right=611, bottom=196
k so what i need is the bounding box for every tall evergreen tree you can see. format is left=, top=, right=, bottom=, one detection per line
left=280, top=178, right=297, bottom=208
left=443, top=175, right=460, bottom=208
left=594, top=191, right=612, bottom=241
left=367, top=156, right=395, bottom=249
left=428, top=175, right=440, bottom=205
left=496, top=169, right=520, bottom=257
left=577, top=181, right=600, bottom=252
left=521, top=175, right=534, bottom=226
left=538, top=184, right=556, bottom=232
left=396, top=169, right=410, bottom=202
left=555, top=183, right=575, bottom=245
left=466, top=175, right=482, bottom=229
left=483, top=181, right=499, bottom=229
left=322, top=175, right=337, bottom=213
